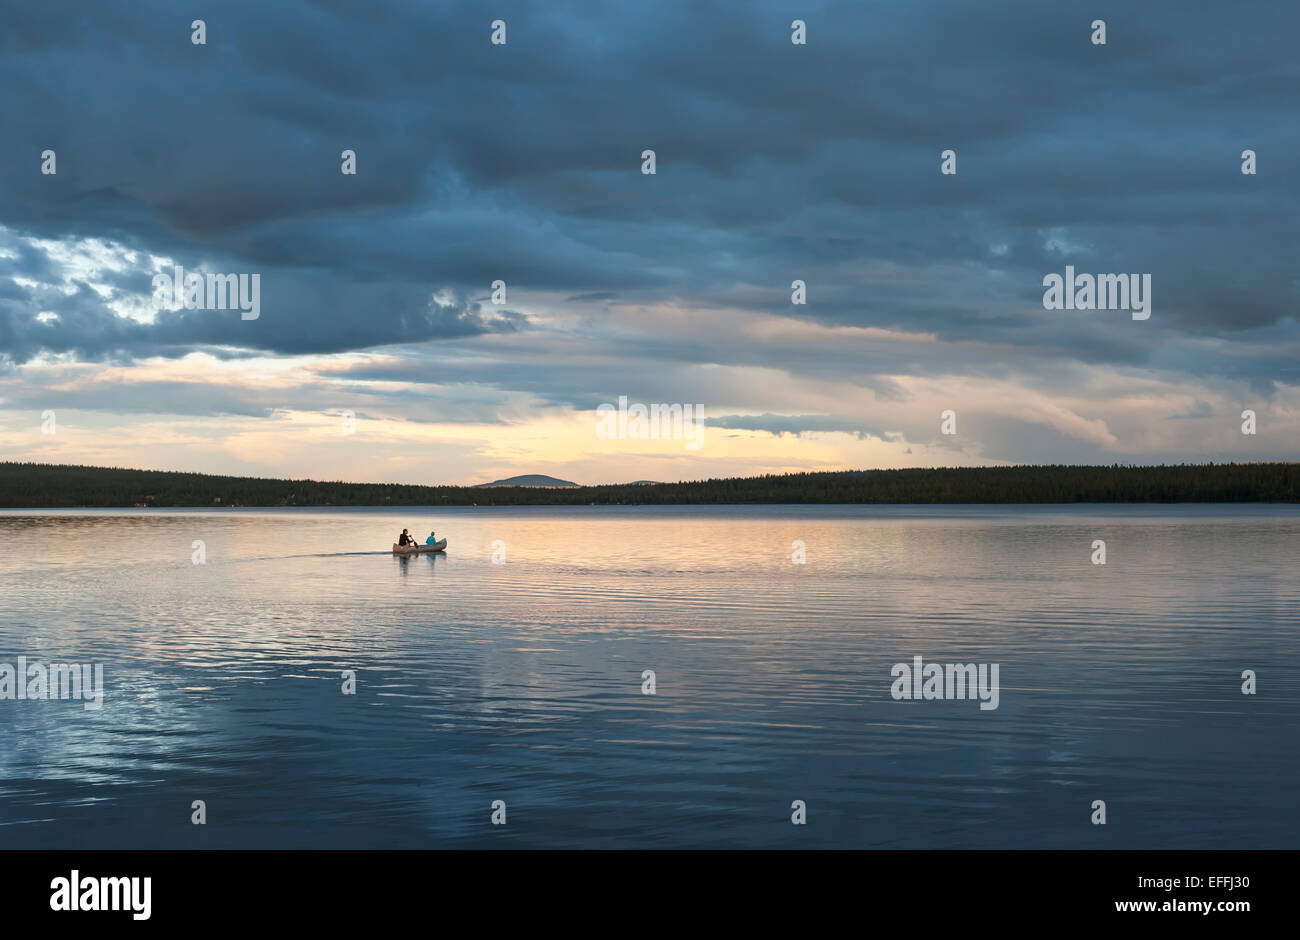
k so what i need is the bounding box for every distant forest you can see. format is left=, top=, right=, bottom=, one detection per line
left=2, top=461, right=1299, bottom=507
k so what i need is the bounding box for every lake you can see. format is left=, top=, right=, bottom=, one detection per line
left=1, top=505, right=1296, bottom=848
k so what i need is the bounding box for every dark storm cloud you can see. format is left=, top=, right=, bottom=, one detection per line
left=0, top=243, right=525, bottom=361
left=0, top=0, right=1297, bottom=395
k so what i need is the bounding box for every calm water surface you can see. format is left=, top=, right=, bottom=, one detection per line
left=0, top=505, right=1296, bottom=848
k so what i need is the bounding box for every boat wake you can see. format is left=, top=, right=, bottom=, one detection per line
left=251, top=550, right=403, bottom=561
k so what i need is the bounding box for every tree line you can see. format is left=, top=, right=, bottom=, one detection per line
left=2, top=461, right=1298, bottom=507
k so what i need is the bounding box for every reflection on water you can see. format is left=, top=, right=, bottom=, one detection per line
left=1, top=505, right=1297, bottom=848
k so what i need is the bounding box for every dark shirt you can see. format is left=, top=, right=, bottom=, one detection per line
left=399, top=533, right=412, bottom=546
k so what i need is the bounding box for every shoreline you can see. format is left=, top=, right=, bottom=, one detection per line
left=4, top=460, right=1300, bottom=508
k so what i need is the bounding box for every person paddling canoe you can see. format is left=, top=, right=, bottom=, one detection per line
left=398, top=528, right=415, bottom=547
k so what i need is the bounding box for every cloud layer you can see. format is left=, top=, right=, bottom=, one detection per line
left=2, top=1, right=1298, bottom=481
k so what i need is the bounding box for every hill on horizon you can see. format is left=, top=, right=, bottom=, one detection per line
left=473, top=474, right=580, bottom=488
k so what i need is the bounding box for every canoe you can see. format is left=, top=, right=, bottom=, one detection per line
left=393, top=539, right=447, bottom=554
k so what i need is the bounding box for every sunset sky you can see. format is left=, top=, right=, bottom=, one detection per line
left=2, top=0, right=1299, bottom=485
